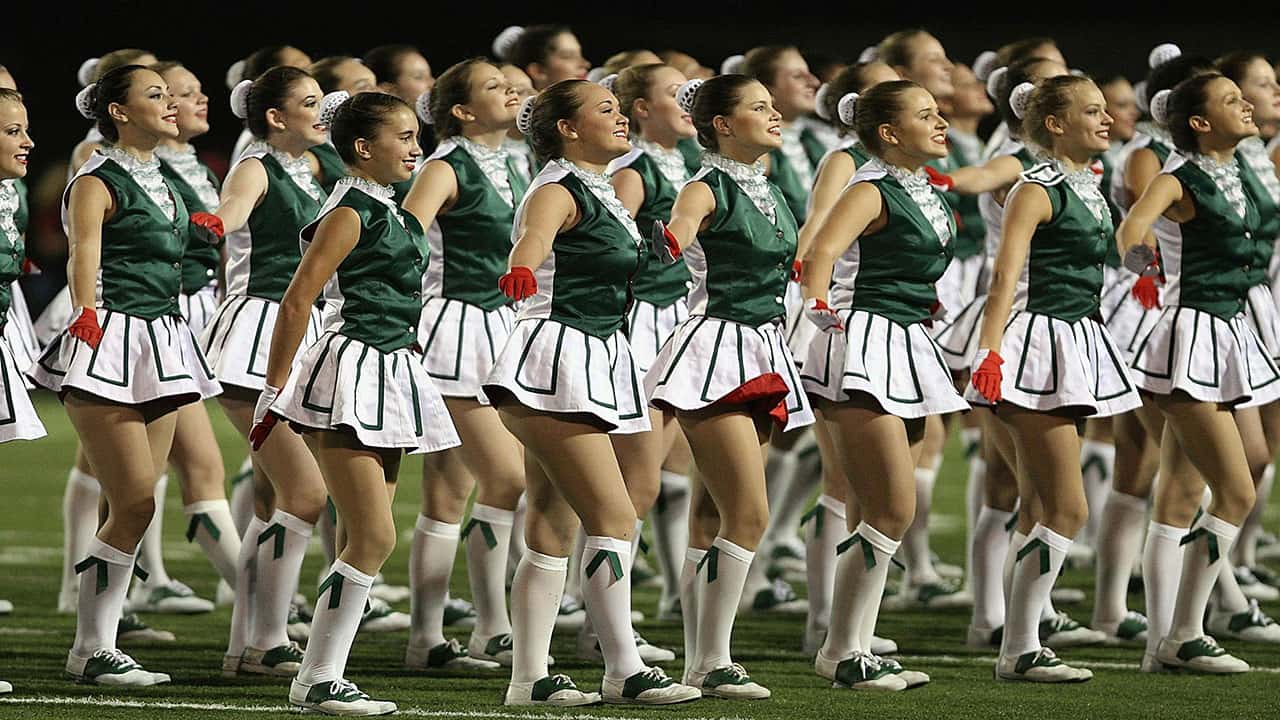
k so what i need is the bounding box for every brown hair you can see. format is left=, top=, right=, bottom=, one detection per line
left=94, top=49, right=154, bottom=82
left=1166, top=72, right=1227, bottom=152
left=613, top=63, right=668, bottom=135
left=1216, top=51, right=1271, bottom=86
left=854, top=79, right=925, bottom=157
left=602, top=50, right=657, bottom=76
left=309, top=56, right=359, bottom=94
left=743, top=45, right=799, bottom=87
left=525, top=79, right=590, bottom=164
left=877, top=30, right=930, bottom=69
left=996, top=37, right=1059, bottom=68
left=689, top=74, right=759, bottom=152
left=823, top=62, right=894, bottom=133
left=1022, top=74, right=1095, bottom=150
left=429, top=58, right=490, bottom=140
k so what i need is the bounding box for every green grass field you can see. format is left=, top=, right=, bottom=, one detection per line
left=2, top=393, right=1279, bottom=719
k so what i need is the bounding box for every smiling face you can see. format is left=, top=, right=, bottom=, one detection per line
left=880, top=86, right=950, bottom=160
left=1051, top=81, right=1113, bottom=156
left=387, top=51, right=434, bottom=103
left=1100, top=77, right=1138, bottom=142
left=0, top=99, right=33, bottom=179
left=949, top=63, right=994, bottom=119
left=112, top=69, right=180, bottom=142
left=160, top=65, right=209, bottom=141
left=718, top=80, right=783, bottom=153
left=355, top=105, right=421, bottom=185
left=1235, top=57, right=1280, bottom=126
left=635, top=66, right=695, bottom=141
left=1196, top=76, right=1257, bottom=144
left=460, top=62, right=520, bottom=131
left=767, top=49, right=819, bottom=120
left=502, top=64, right=536, bottom=102
left=271, top=76, right=327, bottom=147
left=562, top=83, right=630, bottom=163
left=534, top=32, right=590, bottom=88
left=899, top=33, right=954, bottom=101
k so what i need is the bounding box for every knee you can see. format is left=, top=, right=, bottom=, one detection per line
left=628, top=479, right=661, bottom=518
left=112, top=493, right=157, bottom=537
left=1044, top=497, right=1088, bottom=537
left=526, top=509, right=579, bottom=557
left=349, top=522, right=398, bottom=568
left=724, top=498, right=770, bottom=545
left=1210, top=481, right=1256, bottom=525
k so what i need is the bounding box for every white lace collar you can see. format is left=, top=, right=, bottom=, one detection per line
left=702, top=152, right=777, bottom=223
left=631, top=137, right=690, bottom=189
left=1237, top=136, right=1280, bottom=205
left=456, top=136, right=514, bottom=206
left=0, top=180, right=18, bottom=243
left=869, top=158, right=953, bottom=245
left=1137, top=121, right=1174, bottom=150
left=1187, top=152, right=1248, bottom=220
left=98, top=145, right=176, bottom=220
left=553, top=158, right=640, bottom=241
left=778, top=124, right=814, bottom=187
left=244, top=140, right=324, bottom=203
left=336, top=176, right=405, bottom=228
left=154, top=144, right=220, bottom=211
left=1051, top=158, right=1111, bottom=225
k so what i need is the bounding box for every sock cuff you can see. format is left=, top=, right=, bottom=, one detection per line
left=271, top=510, right=314, bottom=537
left=68, top=466, right=99, bottom=490
left=416, top=514, right=461, bottom=537
left=154, top=473, right=169, bottom=488
left=959, top=427, right=982, bottom=444
left=1029, top=523, right=1072, bottom=553
left=855, top=521, right=901, bottom=556
left=1148, top=521, right=1188, bottom=541
left=87, top=538, right=134, bottom=566
left=331, top=559, right=375, bottom=588
left=1196, top=513, right=1241, bottom=544
left=524, top=549, right=569, bottom=572
left=1263, top=464, right=1276, bottom=485
left=469, top=504, right=514, bottom=526
left=584, top=535, right=632, bottom=556
left=1106, top=489, right=1148, bottom=513
left=913, top=466, right=938, bottom=485
left=184, top=499, right=231, bottom=516
left=685, top=547, right=707, bottom=564
left=711, top=536, right=755, bottom=563
left=1081, top=439, right=1117, bottom=459
left=817, top=494, right=847, bottom=517
left=515, top=493, right=527, bottom=510
left=659, top=470, right=690, bottom=489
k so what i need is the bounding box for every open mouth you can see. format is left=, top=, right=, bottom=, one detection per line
left=14, top=153, right=28, bottom=165
left=931, top=132, right=947, bottom=145
left=613, top=129, right=628, bottom=139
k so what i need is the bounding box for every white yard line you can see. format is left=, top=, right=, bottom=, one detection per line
left=895, top=653, right=1280, bottom=673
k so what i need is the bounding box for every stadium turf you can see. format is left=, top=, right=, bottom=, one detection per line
left=1, top=393, right=1278, bottom=719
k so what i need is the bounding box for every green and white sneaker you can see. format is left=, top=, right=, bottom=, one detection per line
left=1096, top=611, right=1148, bottom=645
left=1041, top=611, right=1105, bottom=648
left=871, top=635, right=898, bottom=655
left=876, top=656, right=930, bottom=688
left=966, top=624, right=1003, bottom=649
left=117, top=613, right=175, bottom=644
left=883, top=579, right=972, bottom=610
left=576, top=629, right=675, bottom=664
left=603, top=666, right=700, bottom=705
left=1155, top=636, right=1249, bottom=674
left=0, top=599, right=12, bottom=615
left=1249, top=564, right=1280, bottom=588
left=468, top=632, right=514, bottom=666
left=405, top=638, right=500, bottom=671
left=830, top=652, right=907, bottom=691
left=996, top=648, right=1092, bottom=683
left=240, top=642, right=304, bottom=677
left=748, top=578, right=808, bottom=615
left=553, top=595, right=586, bottom=631
left=442, top=597, right=477, bottom=628
left=1208, top=599, right=1280, bottom=643
left=1233, top=567, right=1280, bottom=602
left=127, top=580, right=214, bottom=615
left=0, top=680, right=11, bottom=694
left=505, top=673, right=601, bottom=706
left=66, top=648, right=170, bottom=686
left=289, top=678, right=396, bottom=716
left=359, top=599, right=410, bottom=633
left=368, top=574, right=410, bottom=604
left=287, top=603, right=311, bottom=642
left=688, top=662, right=770, bottom=699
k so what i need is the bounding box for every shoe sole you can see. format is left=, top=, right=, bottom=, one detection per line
left=995, top=670, right=1092, bottom=683
left=118, top=631, right=177, bottom=644
left=239, top=663, right=300, bottom=677
left=291, top=701, right=397, bottom=716
left=68, top=672, right=171, bottom=687
left=605, top=690, right=703, bottom=705
left=701, top=688, right=771, bottom=699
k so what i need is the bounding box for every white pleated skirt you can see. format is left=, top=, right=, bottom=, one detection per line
left=179, top=282, right=220, bottom=340
left=418, top=298, right=515, bottom=403
left=627, top=297, right=689, bottom=375
left=3, top=281, right=40, bottom=387
left=200, top=295, right=323, bottom=392
left=0, top=335, right=45, bottom=442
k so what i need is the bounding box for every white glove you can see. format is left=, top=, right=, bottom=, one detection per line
left=804, top=297, right=845, bottom=334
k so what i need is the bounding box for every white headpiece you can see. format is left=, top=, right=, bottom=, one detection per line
left=986, top=66, right=1008, bottom=101
left=837, top=93, right=860, bottom=127
left=77, top=57, right=101, bottom=88
left=972, top=51, right=998, bottom=82
left=225, top=59, right=247, bottom=90
left=586, top=67, right=609, bottom=83
left=598, top=73, right=618, bottom=94
left=415, top=90, right=433, bottom=125
left=493, top=26, right=525, bottom=62
left=1149, top=89, right=1173, bottom=125
left=1009, top=82, right=1036, bottom=120
left=676, top=78, right=704, bottom=115
left=1134, top=80, right=1150, bottom=114
left=858, top=45, right=879, bottom=64
left=319, top=90, right=350, bottom=127
left=229, top=79, right=253, bottom=120
left=515, top=95, right=537, bottom=135
left=813, top=83, right=832, bottom=121
left=1148, top=43, right=1182, bottom=70
left=720, top=54, right=746, bottom=76
left=75, top=84, right=97, bottom=120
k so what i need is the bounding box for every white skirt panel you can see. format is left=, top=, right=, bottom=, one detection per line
left=418, top=298, right=515, bottom=403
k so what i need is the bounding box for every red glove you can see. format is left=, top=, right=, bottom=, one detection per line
left=1131, top=275, right=1161, bottom=310
left=67, top=307, right=103, bottom=350
left=248, top=384, right=282, bottom=451
left=652, top=220, right=682, bottom=264
left=924, top=165, right=955, bottom=192
left=970, top=349, right=1004, bottom=404
left=21, top=257, right=40, bottom=276
left=791, top=260, right=803, bottom=282
left=498, top=266, right=537, bottom=302
left=803, top=297, right=845, bottom=333
left=189, top=212, right=225, bottom=245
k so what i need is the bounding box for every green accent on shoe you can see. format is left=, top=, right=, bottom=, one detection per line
left=461, top=518, right=498, bottom=549
left=1117, top=615, right=1148, bottom=640
left=185, top=513, right=220, bottom=542
left=697, top=546, right=719, bottom=583
left=1005, top=511, right=1019, bottom=533
left=1176, top=637, right=1227, bottom=662
left=118, top=613, right=148, bottom=633
left=1228, top=601, right=1276, bottom=633
left=305, top=679, right=369, bottom=705
left=623, top=667, right=675, bottom=698
left=426, top=639, right=472, bottom=667
left=836, top=533, right=876, bottom=570
left=834, top=654, right=895, bottom=686
left=261, top=643, right=304, bottom=668
left=702, top=664, right=753, bottom=689
left=1016, top=537, right=1051, bottom=575
left=585, top=549, right=624, bottom=582
left=915, top=581, right=959, bottom=604
left=444, top=602, right=476, bottom=625
left=485, top=634, right=513, bottom=656
left=74, top=556, right=109, bottom=595
left=1180, top=528, right=1220, bottom=565
left=80, top=650, right=143, bottom=681
left=1014, top=649, right=1063, bottom=674
left=990, top=626, right=1004, bottom=646
left=963, top=437, right=980, bottom=459
left=638, top=535, right=650, bottom=555
left=317, top=571, right=345, bottom=610
left=800, top=505, right=824, bottom=535
left=532, top=674, right=579, bottom=701
left=752, top=580, right=798, bottom=610
left=257, top=523, right=286, bottom=560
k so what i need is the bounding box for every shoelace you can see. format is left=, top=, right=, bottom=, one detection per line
left=848, top=653, right=881, bottom=679
left=1245, top=600, right=1274, bottom=627
left=639, top=666, right=669, bottom=683
left=549, top=673, right=576, bottom=688
left=444, top=639, right=467, bottom=654
left=1049, top=612, right=1079, bottom=631
left=725, top=662, right=750, bottom=680
left=93, top=648, right=140, bottom=669
left=328, top=679, right=368, bottom=700
left=1035, top=647, right=1060, bottom=664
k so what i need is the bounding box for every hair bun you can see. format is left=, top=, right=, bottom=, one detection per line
left=598, top=73, right=618, bottom=94
left=986, top=66, right=1008, bottom=100
left=586, top=67, right=608, bottom=83
left=319, top=90, right=350, bottom=127
left=493, top=26, right=525, bottom=62
left=1149, top=89, right=1173, bottom=125
left=415, top=90, right=433, bottom=125
left=74, top=84, right=97, bottom=120
left=857, top=45, right=879, bottom=64
left=229, top=79, right=253, bottom=120
left=972, top=51, right=998, bottom=82
left=1134, top=80, right=1150, bottom=114
left=813, top=83, right=832, bottom=121
left=225, top=59, right=247, bottom=91
left=676, top=78, right=704, bottom=115
left=719, top=54, right=746, bottom=76
left=77, top=57, right=101, bottom=88
left=1148, top=42, right=1182, bottom=70
left=1009, top=81, right=1036, bottom=119
left=837, top=92, right=860, bottom=127
left=515, top=95, right=537, bottom=136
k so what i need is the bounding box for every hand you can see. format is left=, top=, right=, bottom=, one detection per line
left=924, top=165, right=955, bottom=192
left=1122, top=244, right=1160, bottom=277
left=189, top=212, right=226, bottom=246
left=652, top=220, right=682, bottom=264
left=248, top=384, right=282, bottom=451
left=1131, top=275, right=1161, bottom=310
left=803, top=297, right=845, bottom=333
left=67, top=307, right=103, bottom=349
left=498, top=266, right=537, bottom=301
left=929, top=299, right=948, bottom=324
left=970, top=348, right=1004, bottom=404
left=791, top=260, right=803, bottom=282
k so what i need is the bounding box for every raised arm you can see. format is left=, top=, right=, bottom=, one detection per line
left=933, top=155, right=1025, bottom=195
left=401, top=160, right=459, bottom=229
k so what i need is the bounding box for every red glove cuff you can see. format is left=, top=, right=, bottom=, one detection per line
left=190, top=212, right=225, bottom=239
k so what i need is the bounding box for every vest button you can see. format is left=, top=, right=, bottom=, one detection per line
left=775, top=230, right=784, bottom=238
left=172, top=262, right=181, bottom=270
left=774, top=296, right=784, bottom=304
left=206, top=269, right=215, bottom=277
left=1245, top=232, right=1253, bottom=239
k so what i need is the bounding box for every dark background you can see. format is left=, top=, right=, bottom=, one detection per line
left=5, top=2, right=1278, bottom=312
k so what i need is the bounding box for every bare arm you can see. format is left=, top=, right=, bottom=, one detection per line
left=662, top=181, right=716, bottom=253
left=401, top=160, right=458, bottom=228
left=69, top=140, right=100, bottom=175
left=213, top=158, right=268, bottom=234
left=507, top=184, right=577, bottom=271
left=801, top=182, right=883, bottom=304
left=948, top=155, right=1026, bottom=195
left=65, top=176, right=113, bottom=312
left=1117, top=174, right=1185, bottom=256
left=610, top=167, right=645, bottom=217
left=263, top=208, right=360, bottom=389
left=797, top=151, right=855, bottom=261
left=1122, top=147, right=1163, bottom=210
left=977, top=183, right=1052, bottom=353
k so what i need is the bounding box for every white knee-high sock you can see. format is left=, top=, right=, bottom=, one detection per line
left=184, top=500, right=241, bottom=588
left=696, top=537, right=753, bottom=672
left=565, top=530, right=586, bottom=602
left=1003, top=524, right=1071, bottom=658
left=1092, top=490, right=1148, bottom=628
left=581, top=535, right=644, bottom=679
left=821, top=521, right=899, bottom=660
left=464, top=504, right=513, bottom=640
left=408, top=515, right=460, bottom=649
left=1169, top=514, right=1239, bottom=642
left=680, top=547, right=705, bottom=675
left=1080, top=439, right=1116, bottom=548
left=510, top=549, right=567, bottom=684
left=804, top=495, right=845, bottom=645
left=297, top=560, right=374, bottom=685
left=227, top=516, right=266, bottom=659
left=1003, top=529, right=1025, bottom=609
left=71, top=538, right=135, bottom=656
left=903, top=466, right=939, bottom=585
left=1213, top=557, right=1252, bottom=614
left=61, top=467, right=101, bottom=610
left=1142, top=521, right=1186, bottom=658
left=228, top=458, right=255, bottom=538
left=652, top=471, right=690, bottom=612
left=629, top=519, right=645, bottom=566
left=249, top=510, right=313, bottom=650
left=135, top=474, right=173, bottom=589
left=962, top=428, right=986, bottom=592
left=765, top=441, right=821, bottom=551
left=971, top=506, right=1014, bottom=632
left=1236, top=464, right=1273, bottom=569
left=506, top=493, right=527, bottom=585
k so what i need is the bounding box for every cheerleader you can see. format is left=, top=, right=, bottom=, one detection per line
left=68, top=49, right=159, bottom=173
left=201, top=66, right=329, bottom=678
left=31, top=63, right=221, bottom=684
left=365, top=45, right=434, bottom=103
left=492, top=25, right=590, bottom=91
left=800, top=79, right=964, bottom=691
left=483, top=79, right=699, bottom=707
left=648, top=74, right=815, bottom=698
left=1119, top=74, right=1280, bottom=674
left=0, top=67, right=40, bottom=382
left=970, top=75, right=1142, bottom=682
left=397, top=58, right=526, bottom=671
left=242, top=90, right=456, bottom=716
left=227, top=45, right=314, bottom=163
left=742, top=45, right=820, bottom=224
left=979, top=37, right=1068, bottom=160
